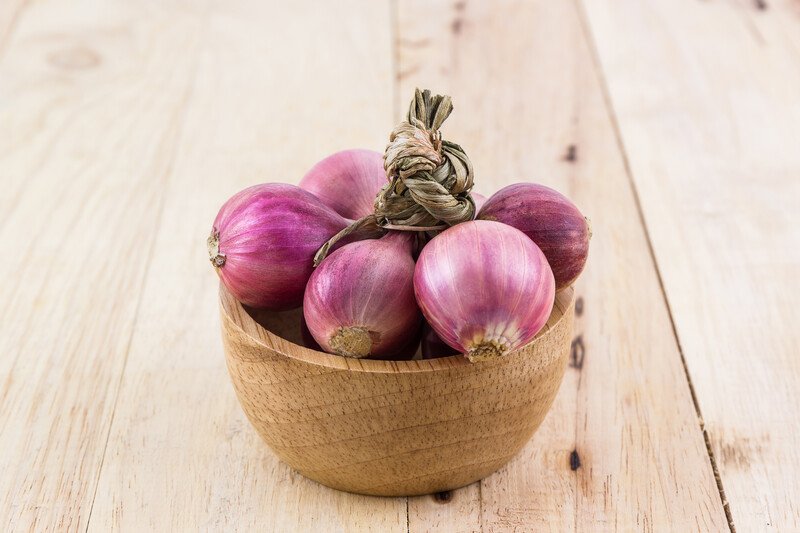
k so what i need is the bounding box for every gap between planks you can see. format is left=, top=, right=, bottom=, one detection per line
left=573, top=1, right=736, bottom=532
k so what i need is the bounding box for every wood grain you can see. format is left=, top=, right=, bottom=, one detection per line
left=222, top=284, right=573, bottom=496
left=582, top=0, right=800, bottom=530
left=2, top=0, right=796, bottom=530
left=86, top=1, right=406, bottom=531
left=0, top=1, right=204, bottom=530
left=396, top=0, right=729, bottom=530
left=0, top=0, right=29, bottom=53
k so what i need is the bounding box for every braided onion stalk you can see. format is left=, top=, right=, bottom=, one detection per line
left=310, top=89, right=562, bottom=362
left=313, top=89, right=478, bottom=265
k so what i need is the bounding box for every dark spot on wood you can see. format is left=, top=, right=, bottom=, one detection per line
left=563, top=144, right=578, bottom=162
left=570, top=450, right=581, bottom=470
left=569, top=335, right=585, bottom=369
left=754, top=0, right=767, bottom=9
left=451, top=18, right=463, bottom=35
left=575, top=297, right=584, bottom=316
left=433, top=490, right=452, bottom=503
left=719, top=436, right=767, bottom=470
left=720, top=443, right=752, bottom=469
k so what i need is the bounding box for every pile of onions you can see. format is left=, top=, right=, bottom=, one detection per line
left=208, top=89, right=590, bottom=363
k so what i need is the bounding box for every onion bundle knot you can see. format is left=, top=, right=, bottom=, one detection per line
left=314, top=89, right=476, bottom=265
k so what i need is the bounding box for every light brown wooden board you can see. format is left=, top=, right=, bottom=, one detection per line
left=582, top=0, right=800, bottom=530
left=0, top=1, right=206, bottom=530
left=0, top=0, right=28, bottom=53
left=86, top=1, right=406, bottom=531
left=3, top=0, right=795, bottom=530
left=396, top=0, right=729, bottom=531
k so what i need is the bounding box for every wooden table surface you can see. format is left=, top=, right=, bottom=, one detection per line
left=2, top=1, right=798, bottom=531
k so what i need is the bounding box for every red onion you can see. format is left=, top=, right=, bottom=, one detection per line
left=303, top=232, right=421, bottom=358
left=471, top=192, right=488, bottom=213
left=208, top=183, right=349, bottom=310
left=299, top=149, right=386, bottom=219
left=414, top=220, right=555, bottom=362
left=478, top=183, right=590, bottom=290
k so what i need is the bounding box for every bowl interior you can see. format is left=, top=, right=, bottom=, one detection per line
left=220, top=283, right=574, bottom=374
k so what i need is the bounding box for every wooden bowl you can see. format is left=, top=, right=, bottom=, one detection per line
left=220, top=283, right=574, bottom=497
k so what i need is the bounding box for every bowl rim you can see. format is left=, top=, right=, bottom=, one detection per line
left=220, top=282, right=574, bottom=375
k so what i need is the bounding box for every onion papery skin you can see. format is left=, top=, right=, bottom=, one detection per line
left=478, top=183, right=590, bottom=290
left=471, top=192, right=488, bottom=213
left=303, top=232, right=421, bottom=359
left=299, top=149, right=386, bottom=220
left=414, top=220, right=555, bottom=362
left=209, top=183, right=349, bottom=310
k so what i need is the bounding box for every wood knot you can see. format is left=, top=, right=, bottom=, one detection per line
left=48, top=46, right=101, bottom=70
left=575, top=297, right=584, bottom=316
left=569, top=449, right=581, bottom=471
left=563, top=144, right=578, bottom=162
left=569, top=335, right=585, bottom=370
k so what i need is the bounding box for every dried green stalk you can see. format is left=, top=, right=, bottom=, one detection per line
left=314, top=88, right=476, bottom=266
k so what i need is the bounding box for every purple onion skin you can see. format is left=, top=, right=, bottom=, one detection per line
left=421, top=322, right=460, bottom=359
left=210, top=183, right=349, bottom=310
left=478, top=183, right=589, bottom=290
left=471, top=192, right=488, bottom=213
left=299, top=149, right=386, bottom=220
left=303, top=232, right=421, bottom=359
left=414, top=220, right=555, bottom=362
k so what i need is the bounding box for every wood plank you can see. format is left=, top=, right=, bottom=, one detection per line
left=86, top=2, right=407, bottom=531
left=0, top=2, right=205, bottom=531
left=730, top=0, right=800, bottom=58
left=0, top=0, right=29, bottom=53
left=581, top=0, right=800, bottom=530
left=397, top=0, right=729, bottom=531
